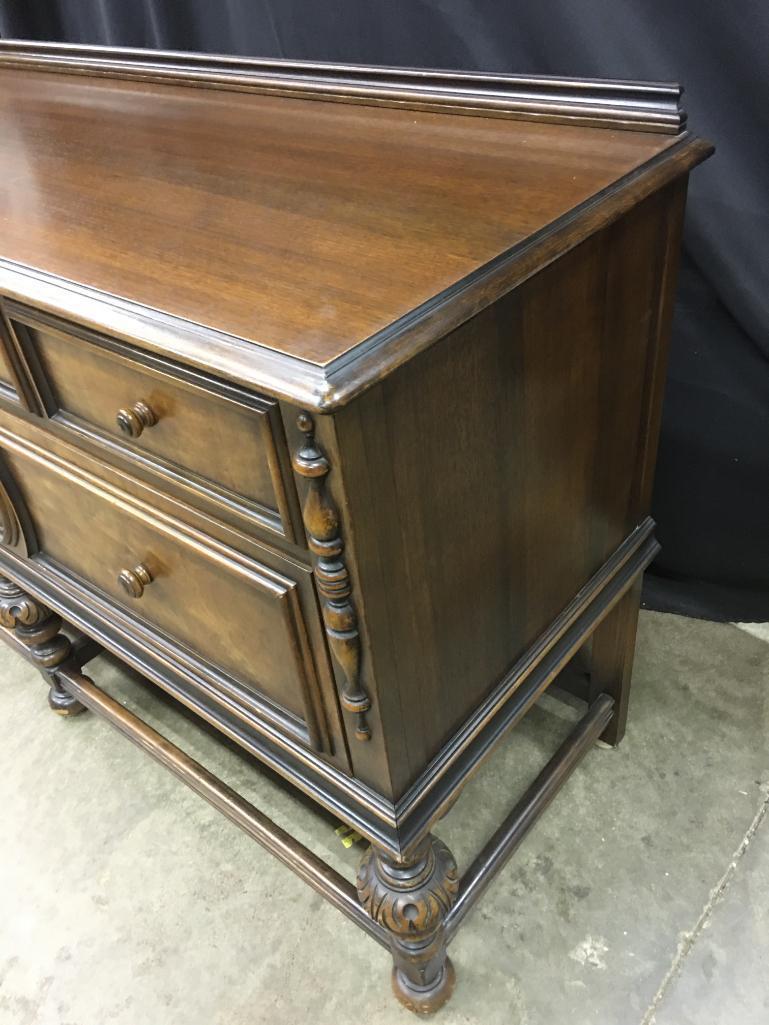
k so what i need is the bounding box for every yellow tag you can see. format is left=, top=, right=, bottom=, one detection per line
left=335, top=824, right=363, bottom=848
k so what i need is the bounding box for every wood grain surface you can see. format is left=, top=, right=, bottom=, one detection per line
left=0, top=68, right=676, bottom=366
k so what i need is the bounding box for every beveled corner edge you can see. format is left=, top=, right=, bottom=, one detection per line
left=0, top=40, right=686, bottom=133
left=0, top=133, right=712, bottom=417
left=322, top=133, right=713, bottom=410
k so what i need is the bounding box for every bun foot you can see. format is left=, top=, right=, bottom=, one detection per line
left=392, top=957, right=456, bottom=1015
left=48, top=680, right=85, bottom=717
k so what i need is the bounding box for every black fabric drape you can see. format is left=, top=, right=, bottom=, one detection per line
left=1, top=0, right=767, bottom=621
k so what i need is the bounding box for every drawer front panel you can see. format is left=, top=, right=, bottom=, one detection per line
left=5, top=305, right=297, bottom=539
left=0, top=436, right=345, bottom=763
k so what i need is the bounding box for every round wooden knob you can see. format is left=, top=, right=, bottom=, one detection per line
left=118, top=563, right=153, bottom=598
left=116, top=400, right=157, bottom=438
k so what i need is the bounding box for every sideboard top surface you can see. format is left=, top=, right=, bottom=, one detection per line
left=0, top=44, right=711, bottom=408
left=0, top=66, right=671, bottom=352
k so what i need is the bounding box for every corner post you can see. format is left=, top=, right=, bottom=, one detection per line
left=356, top=834, right=458, bottom=1014
left=590, top=576, right=642, bottom=745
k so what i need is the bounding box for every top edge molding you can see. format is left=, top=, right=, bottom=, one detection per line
left=0, top=135, right=712, bottom=415
left=0, top=40, right=686, bottom=133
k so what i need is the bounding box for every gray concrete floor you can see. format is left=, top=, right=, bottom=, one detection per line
left=1, top=610, right=768, bottom=1025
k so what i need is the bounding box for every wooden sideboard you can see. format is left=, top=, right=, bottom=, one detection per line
left=0, top=41, right=712, bottom=1014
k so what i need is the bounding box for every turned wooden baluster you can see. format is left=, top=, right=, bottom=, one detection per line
left=0, top=575, right=83, bottom=715
left=292, top=412, right=371, bottom=741
left=357, top=834, right=459, bottom=1014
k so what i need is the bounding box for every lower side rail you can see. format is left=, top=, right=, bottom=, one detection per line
left=445, top=692, right=613, bottom=941
left=57, top=663, right=391, bottom=949
left=55, top=660, right=613, bottom=949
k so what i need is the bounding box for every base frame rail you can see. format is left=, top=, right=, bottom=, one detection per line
left=13, top=634, right=615, bottom=1014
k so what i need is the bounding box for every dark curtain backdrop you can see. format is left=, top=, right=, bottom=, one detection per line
left=1, top=0, right=767, bottom=621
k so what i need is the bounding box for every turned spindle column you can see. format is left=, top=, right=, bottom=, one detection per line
left=357, top=834, right=459, bottom=1014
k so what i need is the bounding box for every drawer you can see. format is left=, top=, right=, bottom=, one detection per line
left=0, top=434, right=347, bottom=766
left=3, top=303, right=299, bottom=541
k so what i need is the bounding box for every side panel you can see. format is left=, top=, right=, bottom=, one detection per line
left=334, top=181, right=688, bottom=798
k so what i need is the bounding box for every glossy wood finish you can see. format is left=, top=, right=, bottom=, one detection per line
left=0, top=133, right=710, bottom=413
left=0, top=45, right=713, bottom=1014
left=0, top=64, right=682, bottom=372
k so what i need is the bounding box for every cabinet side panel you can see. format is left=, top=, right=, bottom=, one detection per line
left=336, top=181, right=687, bottom=797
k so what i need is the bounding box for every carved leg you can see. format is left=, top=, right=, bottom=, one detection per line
left=0, top=576, right=84, bottom=716
left=357, top=834, right=458, bottom=1014
left=590, top=576, right=643, bottom=746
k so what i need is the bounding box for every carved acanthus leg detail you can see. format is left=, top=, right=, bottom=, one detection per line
left=292, top=412, right=371, bottom=741
left=0, top=576, right=83, bottom=716
left=357, top=835, right=458, bottom=1014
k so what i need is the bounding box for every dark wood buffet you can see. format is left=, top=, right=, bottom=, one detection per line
left=0, top=41, right=712, bottom=1014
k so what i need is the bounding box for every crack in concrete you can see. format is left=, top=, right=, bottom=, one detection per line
left=640, top=788, right=769, bottom=1025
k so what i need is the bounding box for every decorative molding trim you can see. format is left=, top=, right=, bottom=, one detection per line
left=0, top=547, right=397, bottom=848
left=0, top=274, right=328, bottom=410
left=0, top=41, right=686, bottom=133
left=292, top=412, right=371, bottom=742
left=0, top=486, right=21, bottom=551
left=0, top=576, right=42, bottom=629
left=393, top=522, right=660, bottom=854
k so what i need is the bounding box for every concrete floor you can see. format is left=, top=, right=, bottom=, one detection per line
left=1, top=610, right=767, bottom=1025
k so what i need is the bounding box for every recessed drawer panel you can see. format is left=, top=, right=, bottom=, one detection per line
left=0, top=436, right=345, bottom=765
left=5, top=304, right=298, bottom=540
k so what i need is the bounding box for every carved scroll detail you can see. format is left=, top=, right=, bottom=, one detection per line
left=0, top=454, right=36, bottom=557
left=0, top=488, right=20, bottom=550
left=356, top=836, right=459, bottom=936
left=292, top=412, right=371, bottom=742
left=0, top=576, right=83, bottom=714
left=0, top=577, right=43, bottom=629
